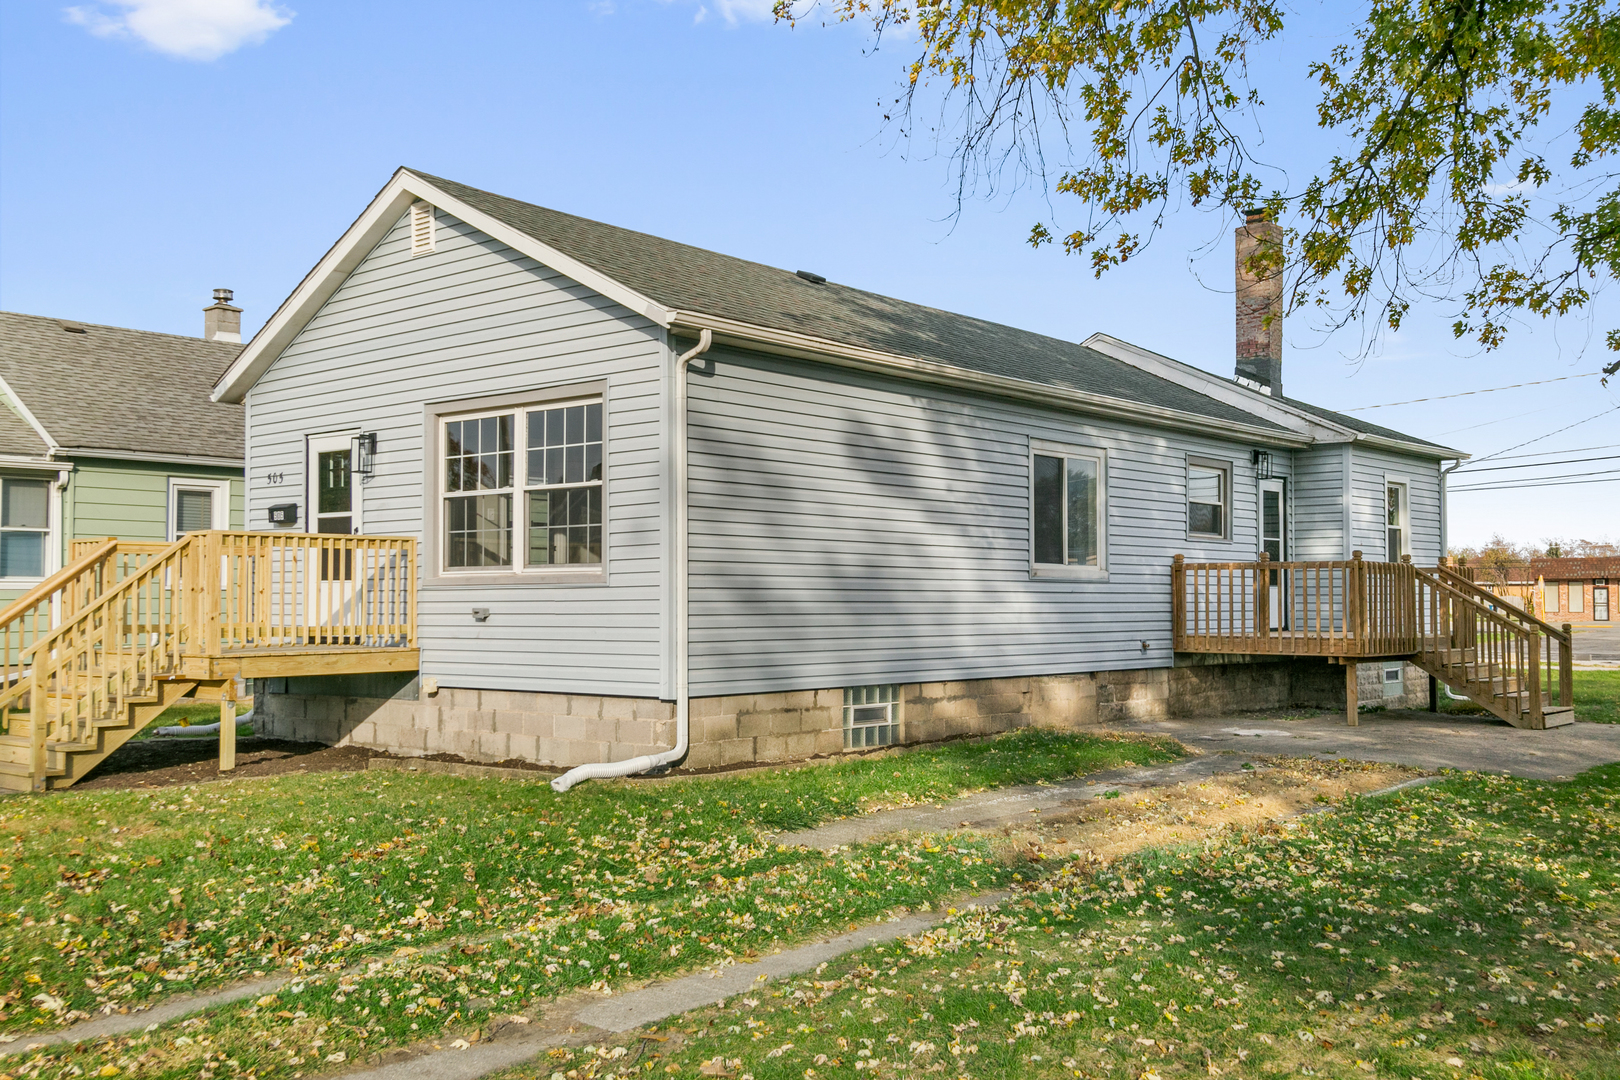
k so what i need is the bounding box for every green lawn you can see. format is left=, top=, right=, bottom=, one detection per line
left=0, top=729, right=1178, bottom=1076
left=552, top=765, right=1620, bottom=1080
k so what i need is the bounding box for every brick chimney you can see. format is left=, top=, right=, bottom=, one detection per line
left=1235, top=210, right=1283, bottom=396
left=203, top=288, right=242, bottom=343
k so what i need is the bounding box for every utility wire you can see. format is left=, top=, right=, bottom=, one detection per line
left=1345, top=371, right=1602, bottom=411
left=1451, top=468, right=1620, bottom=491
left=1451, top=452, right=1620, bottom=474
left=1450, top=476, right=1620, bottom=492
left=1476, top=442, right=1620, bottom=461
left=1455, top=405, right=1620, bottom=469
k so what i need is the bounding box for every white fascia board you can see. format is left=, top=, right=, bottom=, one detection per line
left=211, top=168, right=673, bottom=404
left=1352, top=432, right=1467, bottom=461
left=57, top=447, right=245, bottom=469
left=0, top=454, right=69, bottom=474
left=0, top=373, right=59, bottom=451
left=672, top=312, right=1312, bottom=447
left=1082, top=333, right=1350, bottom=441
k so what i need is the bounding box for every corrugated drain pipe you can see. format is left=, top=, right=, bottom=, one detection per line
left=551, top=328, right=713, bottom=793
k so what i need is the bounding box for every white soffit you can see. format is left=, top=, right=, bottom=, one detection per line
left=211, top=169, right=675, bottom=403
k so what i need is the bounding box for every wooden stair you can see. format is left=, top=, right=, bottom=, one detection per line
left=1410, top=646, right=1574, bottom=730
left=0, top=531, right=418, bottom=793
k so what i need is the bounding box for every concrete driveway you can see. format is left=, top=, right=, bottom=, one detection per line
left=1573, top=622, right=1620, bottom=665
left=1113, top=709, right=1620, bottom=781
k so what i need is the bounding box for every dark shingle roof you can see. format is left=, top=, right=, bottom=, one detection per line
left=0, top=396, right=49, bottom=456
left=1278, top=397, right=1454, bottom=453
left=410, top=170, right=1290, bottom=433
left=0, top=312, right=243, bottom=461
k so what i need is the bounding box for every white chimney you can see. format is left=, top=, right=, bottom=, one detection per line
left=203, top=288, right=242, bottom=343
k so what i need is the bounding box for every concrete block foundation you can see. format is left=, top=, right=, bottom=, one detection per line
left=254, top=657, right=1436, bottom=771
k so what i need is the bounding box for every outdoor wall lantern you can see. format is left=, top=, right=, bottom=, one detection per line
left=1251, top=449, right=1275, bottom=480
left=352, top=432, right=378, bottom=478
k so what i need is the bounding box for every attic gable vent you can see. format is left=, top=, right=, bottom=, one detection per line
left=410, top=201, right=436, bottom=256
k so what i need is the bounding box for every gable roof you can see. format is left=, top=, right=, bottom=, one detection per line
left=0, top=392, right=50, bottom=457
left=1278, top=398, right=1453, bottom=453
left=212, top=168, right=1452, bottom=458
left=0, top=311, right=244, bottom=463
left=407, top=171, right=1288, bottom=433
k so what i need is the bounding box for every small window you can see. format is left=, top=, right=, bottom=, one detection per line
left=174, top=489, right=214, bottom=536
left=1570, top=583, right=1585, bottom=613
left=0, top=477, right=49, bottom=579
left=1187, top=458, right=1231, bottom=539
left=1383, top=663, right=1404, bottom=699
left=1543, top=582, right=1558, bottom=612
left=410, top=201, right=436, bottom=256
left=1031, top=445, right=1106, bottom=574
left=844, top=685, right=899, bottom=748
left=1386, top=482, right=1409, bottom=561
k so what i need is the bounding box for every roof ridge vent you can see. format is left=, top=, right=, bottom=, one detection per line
left=795, top=270, right=827, bottom=284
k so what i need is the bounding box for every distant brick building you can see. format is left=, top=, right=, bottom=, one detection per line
left=1486, top=557, right=1616, bottom=624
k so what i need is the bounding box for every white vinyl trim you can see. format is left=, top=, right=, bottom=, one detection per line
left=166, top=476, right=230, bottom=540
left=0, top=373, right=59, bottom=451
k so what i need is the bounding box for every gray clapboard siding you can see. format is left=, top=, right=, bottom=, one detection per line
left=685, top=348, right=1276, bottom=695
left=1349, top=446, right=1444, bottom=564
left=1292, top=445, right=1349, bottom=559
left=245, top=209, right=668, bottom=697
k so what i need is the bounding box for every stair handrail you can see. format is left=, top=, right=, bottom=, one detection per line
left=0, top=538, right=122, bottom=735
left=1432, top=563, right=1572, bottom=645
left=0, top=538, right=119, bottom=631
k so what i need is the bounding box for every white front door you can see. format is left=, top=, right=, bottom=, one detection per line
left=1260, top=479, right=1287, bottom=630
left=1596, top=586, right=1611, bottom=622
left=305, top=434, right=358, bottom=633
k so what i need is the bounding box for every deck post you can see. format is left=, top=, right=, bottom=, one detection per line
left=1172, top=555, right=1186, bottom=651
left=1528, top=629, right=1543, bottom=729
left=1256, top=552, right=1271, bottom=642
left=1345, top=660, right=1358, bottom=727
left=1560, top=623, right=1574, bottom=708
left=1428, top=674, right=1438, bottom=713
left=1349, top=550, right=1365, bottom=654
left=219, top=693, right=236, bottom=772
left=29, top=696, right=46, bottom=792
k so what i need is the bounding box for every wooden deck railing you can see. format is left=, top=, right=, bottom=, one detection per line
left=0, top=532, right=417, bottom=770
left=1173, top=551, right=1573, bottom=727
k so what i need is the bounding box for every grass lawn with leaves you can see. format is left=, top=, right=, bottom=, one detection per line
left=555, top=765, right=1620, bottom=1080
left=1440, top=669, right=1619, bottom=725
left=0, top=730, right=1178, bottom=1077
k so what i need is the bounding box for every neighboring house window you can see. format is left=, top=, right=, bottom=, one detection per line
left=845, top=685, right=899, bottom=749
left=0, top=476, right=49, bottom=579
left=1386, top=482, right=1409, bottom=561
left=1543, top=583, right=1558, bottom=612
left=1031, top=443, right=1106, bottom=575
left=168, top=478, right=229, bottom=539
left=1570, top=583, right=1585, bottom=613
left=439, top=396, right=604, bottom=574
left=1186, top=458, right=1231, bottom=540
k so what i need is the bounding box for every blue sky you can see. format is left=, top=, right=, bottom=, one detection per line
left=2, top=0, right=1615, bottom=548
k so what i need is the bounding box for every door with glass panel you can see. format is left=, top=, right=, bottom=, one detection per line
left=1259, top=479, right=1287, bottom=630
left=1596, top=584, right=1611, bottom=622
left=305, top=433, right=358, bottom=633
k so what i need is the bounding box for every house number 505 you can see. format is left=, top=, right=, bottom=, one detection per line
left=267, top=472, right=286, bottom=485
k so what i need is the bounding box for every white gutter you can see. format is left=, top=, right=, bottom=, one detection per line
left=551, top=328, right=713, bottom=793
left=671, top=312, right=1312, bottom=448
left=54, top=448, right=245, bottom=469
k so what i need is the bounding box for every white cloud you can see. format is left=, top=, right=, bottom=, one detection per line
left=660, top=0, right=774, bottom=26
left=65, top=0, right=292, bottom=61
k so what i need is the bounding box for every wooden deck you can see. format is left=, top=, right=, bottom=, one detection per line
left=1173, top=552, right=1575, bottom=730
left=0, top=531, right=418, bottom=791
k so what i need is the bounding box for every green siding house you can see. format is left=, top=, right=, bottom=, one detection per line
left=0, top=303, right=246, bottom=606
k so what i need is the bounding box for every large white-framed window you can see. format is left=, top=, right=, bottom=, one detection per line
left=1030, top=441, right=1107, bottom=578
left=1385, top=480, right=1410, bottom=562
left=167, top=477, right=230, bottom=540
left=426, top=384, right=607, bottom=583
left=0, top=475, right=52, bottom=582
left=1186, top=456, right=1232, bottom=541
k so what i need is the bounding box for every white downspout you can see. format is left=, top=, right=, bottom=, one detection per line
left=552, top=328, right=714, bottom=793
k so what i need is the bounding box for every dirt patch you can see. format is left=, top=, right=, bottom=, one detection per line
left=981, top=755, right=1427, bottom=864
left=69, top=737, right=383, bottom=791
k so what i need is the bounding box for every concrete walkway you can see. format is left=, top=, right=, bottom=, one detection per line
left=1113, top=710, right=1620, bottom=781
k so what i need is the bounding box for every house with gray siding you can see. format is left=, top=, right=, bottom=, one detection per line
left=212, top=169, right=1466, bottom=782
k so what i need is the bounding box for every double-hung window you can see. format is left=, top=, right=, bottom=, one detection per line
left=1030, top=443, right=1106, bottom=576
left=1385, top=481, right=1409, bottom=562
left=0, top=476, right=50, bottom=580
left=438, top=395, right=604, bottom=576
left=1187, top=458, right=1231, bottom=540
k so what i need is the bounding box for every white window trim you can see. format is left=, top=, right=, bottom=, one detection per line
left=1186, top=455, right=1233, bottom=542
left=0, top=471, right=62, bottom=586
left=1384, top=477, right=1411, bottom=561
left=1029, top=439, right=1109, bottom=580
left=167, top=477, right=230, bottom=540
left=422, top=382, right=609, bottom=587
